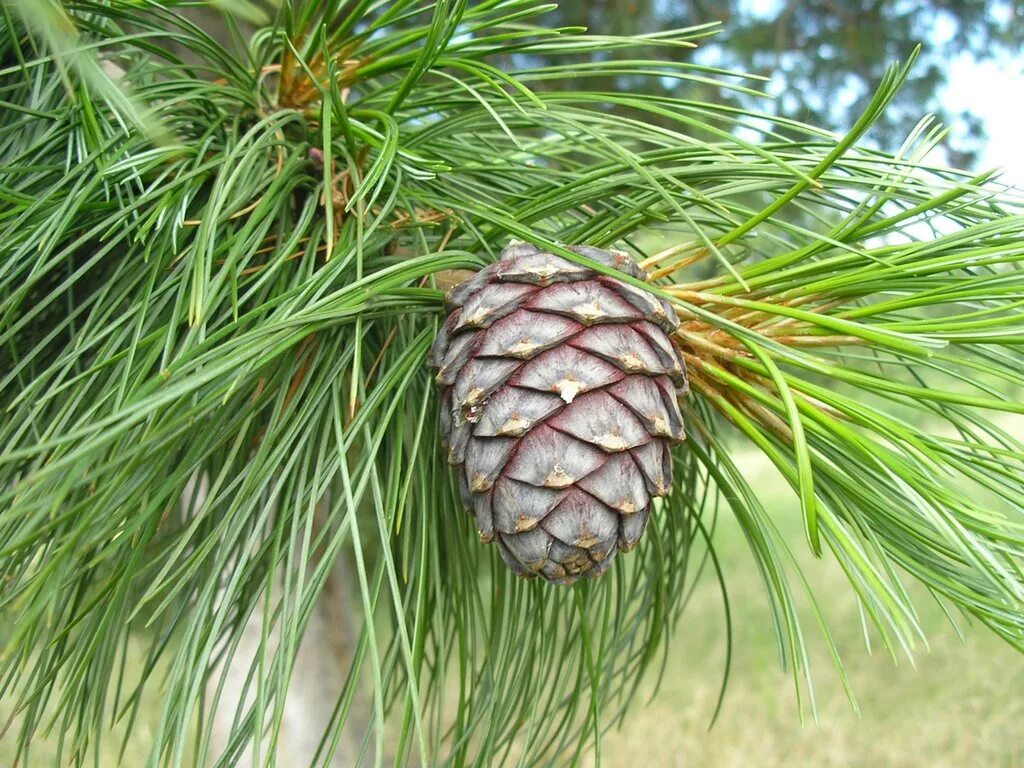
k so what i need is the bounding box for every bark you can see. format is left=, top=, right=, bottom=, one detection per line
left=181, top=470, right=368, bottom=767
left=207, top=545, right=366, bottom=768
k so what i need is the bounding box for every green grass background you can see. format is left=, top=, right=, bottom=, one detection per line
left=4, top=449, right=1022, bottom=767
left=595, top=451, right=1024, bottom=767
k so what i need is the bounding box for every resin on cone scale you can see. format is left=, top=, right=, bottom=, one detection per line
left=428, top=242, right=688, bottom=584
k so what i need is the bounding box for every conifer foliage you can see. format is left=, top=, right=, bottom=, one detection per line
left=1, top=1, right=1023, bottom=766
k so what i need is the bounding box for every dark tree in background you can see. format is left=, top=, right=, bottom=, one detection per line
left=550, top=0, right=1023, bottom=165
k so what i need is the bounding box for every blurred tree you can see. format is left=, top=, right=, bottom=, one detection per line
left=548, top=0, right=1023, bottom=165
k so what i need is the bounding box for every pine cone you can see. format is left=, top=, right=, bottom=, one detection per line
left=428, top=242, right=688, bottom=584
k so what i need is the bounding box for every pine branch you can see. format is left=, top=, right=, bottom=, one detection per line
left=1, top=1, right=1023, bottom=766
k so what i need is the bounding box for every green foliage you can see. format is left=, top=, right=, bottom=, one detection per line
left=0, top=1, right=1022, bottom=766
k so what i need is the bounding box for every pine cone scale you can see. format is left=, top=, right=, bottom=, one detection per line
left=430, top=243, right=688, bottom=584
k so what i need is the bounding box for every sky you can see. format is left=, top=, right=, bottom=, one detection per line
left=942, top=53, right=1024, bottom=188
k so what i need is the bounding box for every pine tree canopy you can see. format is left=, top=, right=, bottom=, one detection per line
left=1, top=1, right=1023, bottom=766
